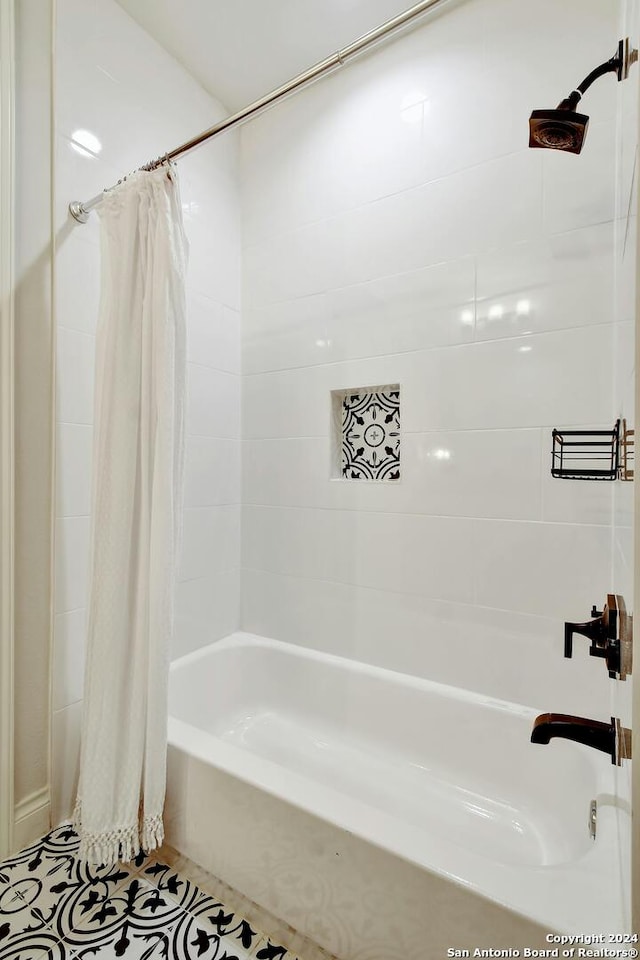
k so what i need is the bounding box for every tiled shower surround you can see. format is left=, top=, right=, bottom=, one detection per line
left=240, top=0, right=628, bottom=721
left=0, top=826, right=317, bottom=959
left=49, top=0, right=634, bottom=938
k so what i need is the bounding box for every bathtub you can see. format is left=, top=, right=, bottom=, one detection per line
left=166, top=633, right=629, bottom=959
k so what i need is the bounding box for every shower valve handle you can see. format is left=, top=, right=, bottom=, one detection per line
left=564, top=596, right=621, bottom=676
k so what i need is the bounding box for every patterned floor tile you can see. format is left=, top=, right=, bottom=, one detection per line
left=139, top=860, right=258, bottom=958
left=54, top=875, right=185, bottom=957
left=159, top=914, right=253, bottom=960
left=0, top=827, right=87, bottom=941
left=0, top=925, right=67, bottom=959
left=250, top=940, right=293, bottom=960
left=65, top=880, right=253, bottom=959
left=136, top=860, right=205, bottom=915
left=0, top=832, right=310, bottom=960
left=187, top=898, right=257, bottom=957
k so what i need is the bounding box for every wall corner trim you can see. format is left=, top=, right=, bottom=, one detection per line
left=0, top=0, right=16, bottom=863
left=13, top=787, right=51, bottom=853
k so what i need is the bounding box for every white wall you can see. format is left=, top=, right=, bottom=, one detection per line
left=12, top=0, right=54, bottom=848
left=240, top=0, right=621, bottom=717
left=52, top=0, right=241, bottom=823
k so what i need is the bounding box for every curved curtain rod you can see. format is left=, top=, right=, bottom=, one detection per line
left=69, top=0, right=452, bottom=222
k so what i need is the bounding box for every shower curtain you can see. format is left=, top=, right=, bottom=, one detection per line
left=74, top=165, right=188, bottom=864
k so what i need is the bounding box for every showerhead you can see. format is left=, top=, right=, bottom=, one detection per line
left=528, top=40, right=631, bottom=155
left=528, top=108, right=589, bottom=155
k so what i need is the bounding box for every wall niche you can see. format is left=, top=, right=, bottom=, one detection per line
left=331, top=385, right=401, bottom=481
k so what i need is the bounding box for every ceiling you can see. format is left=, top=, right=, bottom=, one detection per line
left=115, top=0, right=419, bottom=112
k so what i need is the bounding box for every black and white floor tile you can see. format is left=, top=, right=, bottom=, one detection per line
left=0, top=827, right=304, bottom=960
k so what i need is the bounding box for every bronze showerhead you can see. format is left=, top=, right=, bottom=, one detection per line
left=529, top=40, right=630, bottom=154
left=529, top=108, right=589, bottom=155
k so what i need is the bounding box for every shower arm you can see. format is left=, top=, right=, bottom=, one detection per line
left=557, top=41, right=626, bottom=112
left=69, top=0, right=451, bottom=223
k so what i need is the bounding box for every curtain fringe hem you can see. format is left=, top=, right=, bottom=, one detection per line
left=73, top=799, right=165, bottom=865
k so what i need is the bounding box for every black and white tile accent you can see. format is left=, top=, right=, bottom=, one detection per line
left=0, top=827, right=306, bottom=960
left=341, top=389, right=400, bottom=481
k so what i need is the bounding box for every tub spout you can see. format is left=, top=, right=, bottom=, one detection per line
left=531, top=713, right=631, bottom=765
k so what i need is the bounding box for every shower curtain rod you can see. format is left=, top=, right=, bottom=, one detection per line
left=69, top=0, right=450, bottom=223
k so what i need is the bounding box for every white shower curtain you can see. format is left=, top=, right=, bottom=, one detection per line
left=74, top=165, right=188, bottom=864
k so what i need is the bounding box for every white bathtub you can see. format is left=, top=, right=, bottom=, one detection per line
left=166, top=633, right=629, bottom=959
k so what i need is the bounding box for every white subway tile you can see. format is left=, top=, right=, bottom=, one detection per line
left=186, top=194, right=241, bottom=309
left=241, top=568, right=609, bottom=718
left=243, top=430, right=542, bottom=521
left=244, top=325, right=613, bottom=440
left=52, top=701, right=83, bottom=825
left=55, top=232, right=101, bottom=334
left=54, top=516, right=90, bottom=614
left=404, top=325, right=613, bottom=432
left=186, top=365, right=241, bottom=439
left=56, top=328, right=96, bottom=426
left=184, top=437, right=241, bottom=507
left=56, top=423, right=93, bottom=519
left=613, top=526, right=634, bottom=602
left=543, top=121, right=616, bottom=235
left=242, top=505, right=475, bottom=604
left=473, top=519, right=612, bottom=619
left=339, top=151, right=542, bottom=286
left=405, top=430, right=543, bottom=520
left=475, top=222, right=615, bottom=341
left=179, top=506, right=241, bottom=582
left=53, top=609, right=87, bottom=710
left=242, top=294, right=329, bottom=375
left=173, top=570, right=241, bottom=659
left=186, top=296, right=241, bottom=375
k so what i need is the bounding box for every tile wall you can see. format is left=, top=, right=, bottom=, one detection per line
left=240, top=0, right=622, bottom=716
left=52, top=0, right=241, bottom=822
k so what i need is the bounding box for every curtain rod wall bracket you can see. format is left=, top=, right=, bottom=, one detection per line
left=69, top=201, right=90, bottom=224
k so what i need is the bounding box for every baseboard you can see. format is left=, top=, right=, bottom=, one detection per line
left=13, top=786, right=50, bottom=853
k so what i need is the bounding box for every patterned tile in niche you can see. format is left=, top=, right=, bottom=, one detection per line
left=341, top=390, right=400, bottom=481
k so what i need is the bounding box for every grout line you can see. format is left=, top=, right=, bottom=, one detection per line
left=55, top=425, right=242, bottom=440
left=241, top=502, right=612, bottom=527
left=182, top=500, right=242, bottom=508
left=241, top=565, right=563, bottom=626
left=177, top=569, right=241, bottom=586
left=56, top=324, right=95, bottom=340
left=182, top=503, right=241, bottom=512
left=241, top=319, right=615, bottom=378
left=241, top=422, right=613, bottom=440
left=54, top=419, right=93, bottom=427
left=188, top=359, right=241, bottom=376
left=177, top=570, right=240, bottom=585
left=242, top=150, right=615, bottom=253
left=54, top=605, right=86, bottom=617
left=185, top=432, right=241, bottom=441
